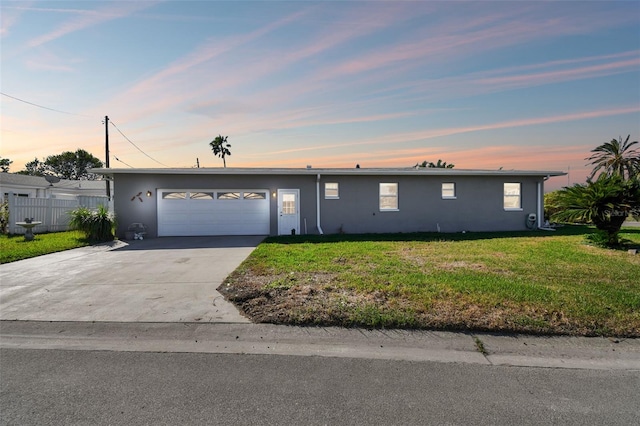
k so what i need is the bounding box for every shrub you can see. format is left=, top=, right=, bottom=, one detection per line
left=551, top=175, right=640, bottom=239
left=69, top=204, right=116, bottom=242
left=544, top=190, right=566, bottom=222
left=0, top=200, right=8, bottom=234
left=585, top=230, right=625, bottom=248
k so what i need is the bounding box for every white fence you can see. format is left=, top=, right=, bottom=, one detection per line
left=6, top=193, right=111, bottom=235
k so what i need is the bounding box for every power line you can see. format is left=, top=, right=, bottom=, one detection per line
left=3, top=92, right=172, bottom=168
left=109, top=120, right=170, bottom=167
left=0, top=92, right=95, bottom=118
left=113, top=154, right=134, bottom=168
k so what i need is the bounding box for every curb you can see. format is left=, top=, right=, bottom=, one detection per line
left=2, top=321, right=639, bottom=371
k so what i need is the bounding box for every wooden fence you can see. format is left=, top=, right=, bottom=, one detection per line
left=6, top=193, right=111, bottom=235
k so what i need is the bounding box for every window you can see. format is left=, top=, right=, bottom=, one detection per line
left=503, top=183, right=521, bottom=210
left=379, top=183, right=398, bottom=210
left=217, top=192, right=241, bottom=200
left=243, top=192, right=266, bottom=200
left=162, top=192, right=186, bottom=199
left=282, top=193, right=296, bottom=214
left=442, top=183, right=456, bottom=199
left=190, top=192, right=213, bottom=200
left=325, top=182, right=339, bottom=199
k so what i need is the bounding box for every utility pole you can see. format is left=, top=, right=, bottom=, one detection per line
left=196, top=158, right=200, bottom=168
left=104, top=116, right=110, bottom=199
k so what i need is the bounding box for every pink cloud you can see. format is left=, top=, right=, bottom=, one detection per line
left=0, top=1, right=34, bottom=37
left=477, top=58, right=640, bottom=88
left=258, top=106, right=640, bottom=156
left=319, top=5, right=624, bottom=80
left=27, top=2, right=159, bottom=47
left=365, top=50, right=640, bottom=107
left=125, top=8, right=310, bottom=98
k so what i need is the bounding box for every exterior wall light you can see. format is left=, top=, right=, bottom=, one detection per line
left=146, top=191, right=153, bottom=197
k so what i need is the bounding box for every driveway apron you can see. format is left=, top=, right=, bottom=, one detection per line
left=0, top=236, right=264, bottom=323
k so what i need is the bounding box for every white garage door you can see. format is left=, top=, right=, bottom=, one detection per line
left=157, top=189, right=270, bottom=236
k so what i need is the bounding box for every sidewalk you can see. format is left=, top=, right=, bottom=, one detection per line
left=1, top=321, right=638, bottom=371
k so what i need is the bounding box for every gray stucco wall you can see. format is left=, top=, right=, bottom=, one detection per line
left=112, top=173, right=318, bottom=238
left=112, top=172, right=543, bottom=238
left=319, top=175, right=541, bottom=234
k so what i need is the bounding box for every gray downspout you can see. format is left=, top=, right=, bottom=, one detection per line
left=316, top=173, right=324, bottom=235
left=537, top=176, right=549, bottom=228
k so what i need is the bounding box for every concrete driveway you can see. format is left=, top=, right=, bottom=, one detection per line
left=0, top=236, right=265, bottom=323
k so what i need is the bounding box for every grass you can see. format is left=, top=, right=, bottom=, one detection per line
left=0, top=231, right=90, bottom=264
left=220, top=225, right=640, bottom=337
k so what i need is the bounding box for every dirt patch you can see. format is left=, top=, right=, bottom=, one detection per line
left=218, top=269, right=639, bottom=336
left=438, top=260, right=486, bottom=271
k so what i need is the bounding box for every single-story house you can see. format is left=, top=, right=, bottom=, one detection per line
left=92, top=167, right=565, bottom=238
left=0, top=173, right=109, bottom=199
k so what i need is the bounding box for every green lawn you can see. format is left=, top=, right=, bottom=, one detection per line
left=221, top=226, right=640, bottom=337
left=0, top=231, right=90, bottom=264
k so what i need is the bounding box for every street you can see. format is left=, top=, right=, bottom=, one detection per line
left=2, top=348, right=639, bottom=425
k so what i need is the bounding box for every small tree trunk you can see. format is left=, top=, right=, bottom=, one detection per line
left=593, top=214, right=627, bottom=237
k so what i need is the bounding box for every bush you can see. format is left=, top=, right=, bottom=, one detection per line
left=551, top=175, right=640, bottom=237
left=69, top=204, right=116, bottom=242
left=0, top=200, right=8, bottom=234
left=544, top=190, right=566, bottom=222
left=584, top=230, right=625, bottom=248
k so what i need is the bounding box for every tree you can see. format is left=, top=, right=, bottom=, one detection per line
left=209, top=135, right=231, bottom=168
left=17, top=150, right=103, bottom=180
left=0, top=157, right=12, bottom=173
left=415, top=159, right=454, bottom=168
left=586, top=135, right=640, bottom=180
left=551, top=175, right=640, bottom=246
left=17, top=158, right=47, bottom=177
left=44, top=149, right=103, bottom=180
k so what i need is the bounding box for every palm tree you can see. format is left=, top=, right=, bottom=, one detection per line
left=586, top=135, right=640, bottom=180
left=429, top=159, right=454, bottom=169
left=209, top=135, right=231, bottom=168
left=415, top=159, right=455, bottom=168
left=551, top=175, right=640, bottom=246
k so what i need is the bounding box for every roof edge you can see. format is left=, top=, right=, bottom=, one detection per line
left=90, top=167, right=566, bottom=177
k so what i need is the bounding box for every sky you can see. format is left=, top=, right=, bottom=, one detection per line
left=1, top=1, right=639, bottom=191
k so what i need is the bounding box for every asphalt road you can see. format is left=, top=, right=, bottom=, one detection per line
left=2, top=348, right=639, bottom=426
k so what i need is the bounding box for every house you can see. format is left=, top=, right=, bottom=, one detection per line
left=92, top=167, right=565, bottom=239
left=0, top=173, right=109, bottom=199
left=1, top=173, right=111, bottom=234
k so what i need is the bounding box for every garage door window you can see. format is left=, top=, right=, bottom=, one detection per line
left=162, top=192, right=186, bottom=199
left=217, top=192, right=241, bottom=200
left=244, top=192, right=266, bottom=200
left=190, top=192, right=213, bottom=200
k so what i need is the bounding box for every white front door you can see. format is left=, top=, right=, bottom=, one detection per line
left=277, top=189, right=300, bottom=235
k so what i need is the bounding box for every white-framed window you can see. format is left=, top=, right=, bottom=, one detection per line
left=442, top=182, right=456, bottom=199
left=503, top=183, right=522, bottom=210
left=325, top=182, right=339, bottom=199
left=379, top=183, right=398, bottom=211
left=281, top=193, right=297, bottom=214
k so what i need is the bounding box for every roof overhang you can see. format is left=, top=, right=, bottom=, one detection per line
left=91, top=167, right=566, bottom=178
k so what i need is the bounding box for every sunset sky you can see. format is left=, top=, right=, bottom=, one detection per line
left=1, top=1, right=639, bottom=190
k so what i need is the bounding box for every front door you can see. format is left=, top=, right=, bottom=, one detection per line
left=277, top=189, right=300, bottom=235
